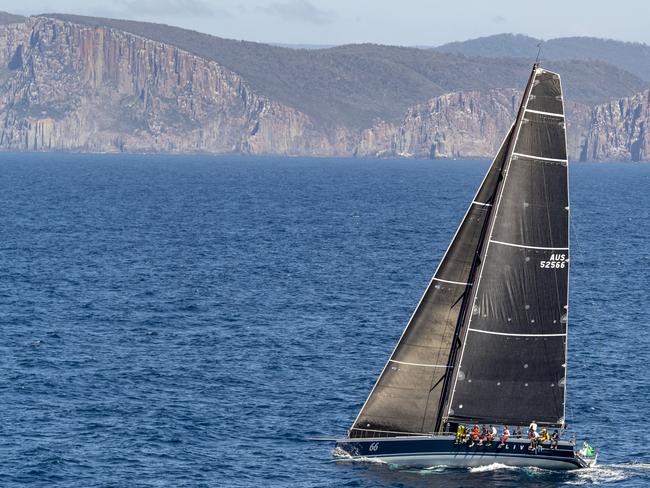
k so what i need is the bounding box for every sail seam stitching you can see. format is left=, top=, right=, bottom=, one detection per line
left=489, top=239, right=568, bottom=251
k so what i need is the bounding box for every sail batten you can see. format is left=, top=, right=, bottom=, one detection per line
left=512, top=152, right=567, bottom=163
left=467, top=328, right=566, bottom=337
left=489, top=240, right=568, bottom=251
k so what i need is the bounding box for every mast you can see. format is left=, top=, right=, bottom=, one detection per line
left=446, top=65, right=570, bottom=428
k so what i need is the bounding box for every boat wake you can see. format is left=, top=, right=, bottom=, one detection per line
left=331, top=447, right=387, bottom=465
left=413, top=461, right=650, bottom=485
left=466, top=461, right=650, bottom=485
left=468, top=463, right=518, bottom=473
left=332, top=446, right=650, bottom=485
left=564, top=462, right=650, bottom=485
left=418, top=465, right=450, bottom=473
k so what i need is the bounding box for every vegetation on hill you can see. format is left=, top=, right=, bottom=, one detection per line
left=437, top=33, right=650, bottom=81
left=45, top=14, right=649, bottom=129
left=0, top=11, right=26, bottom=25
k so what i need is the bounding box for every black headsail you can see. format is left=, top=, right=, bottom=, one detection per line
left=446, top=66, right=570, bottom=428
left=348, top=124, right=517, bottom=438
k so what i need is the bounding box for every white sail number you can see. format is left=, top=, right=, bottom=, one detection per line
left=540, top=253, right=567, bottom=269
left=368, top=442, right=380, bottom=452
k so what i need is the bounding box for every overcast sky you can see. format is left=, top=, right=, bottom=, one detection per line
left=2, top=0, right=649, bottom=46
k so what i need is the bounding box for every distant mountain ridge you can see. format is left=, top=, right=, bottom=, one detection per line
left=436, top=33, right=650, bottom=81
left=0, top=13, right=647, bottom=160
left=0, top=11, right=26, bottom=25
left=43, top=14, right=649, bottom=128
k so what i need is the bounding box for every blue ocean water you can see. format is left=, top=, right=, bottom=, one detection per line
left=0, top=153, right=648, bottom=487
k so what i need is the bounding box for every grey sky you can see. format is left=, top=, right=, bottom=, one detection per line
left=3, top=0, right=650, bottom=46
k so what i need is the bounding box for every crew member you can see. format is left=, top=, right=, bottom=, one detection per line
left=498, top=426, right=510, bottom=447
left=486, top=425, right=497, bottom=445
left=550, top=430, right=560, bottom=449
left=455, top=424, right=466, bottom=444
left=539, top=428, right=550, bottom=445
left=469, top=425, right=480, bottom=447
left=479, top=425, right=488, bottom=445
left=528, top=424, right=540, bottom=451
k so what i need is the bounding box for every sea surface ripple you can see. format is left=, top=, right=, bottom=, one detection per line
left=0, top=153, right=648, bottom=487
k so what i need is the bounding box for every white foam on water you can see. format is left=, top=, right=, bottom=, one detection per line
left=413, top=465, right=451, bottom=475
left=611, top=462, right=650, bottom=471
left=522, top=466, right=552, bottom=475
left=469, top=463, right=518, bottom=473
left=330, top=446, right=351, bottom=459
left=330, top=447, right=387, bottom=465
left=564, top=464, right=631, bottom=485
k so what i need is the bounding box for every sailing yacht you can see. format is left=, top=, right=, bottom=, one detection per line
left=334, top=64, right=597, bottom=470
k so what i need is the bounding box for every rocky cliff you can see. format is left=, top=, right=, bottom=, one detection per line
left=356, top=89, right=521, bottom=159
left=580, top=90, right=649, bottom=161
left=0, top=16, right=648, bottom=161
left=0, top=17, right=352, bottom=155
left=355, top=88, right=650, bottom=162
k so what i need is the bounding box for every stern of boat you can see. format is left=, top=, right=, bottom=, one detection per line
left=575, top=446, right=598, bottom=468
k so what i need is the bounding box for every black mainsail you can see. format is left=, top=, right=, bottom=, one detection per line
left=446, top=67, right=569, bottom=428
left=349, top=64, right=569, bottom=438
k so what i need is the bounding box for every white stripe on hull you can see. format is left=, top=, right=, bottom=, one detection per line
left=356, top=452, right=581, bottom=470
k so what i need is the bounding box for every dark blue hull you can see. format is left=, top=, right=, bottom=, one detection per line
left=335, top=435, right=593, bottom=470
